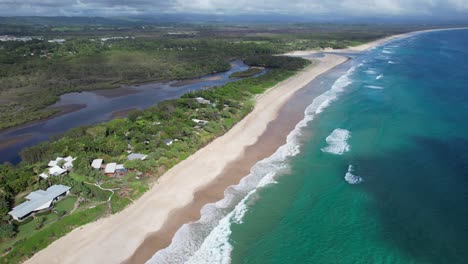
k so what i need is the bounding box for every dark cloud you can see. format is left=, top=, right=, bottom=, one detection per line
left=0, top=0, right=467, bottom=17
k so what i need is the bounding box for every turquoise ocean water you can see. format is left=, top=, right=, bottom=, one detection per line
left=149, top=29, right=468, bottom=264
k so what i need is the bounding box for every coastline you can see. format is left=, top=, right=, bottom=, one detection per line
left=284, top=27, right=468, bottom=56
left=24, top=54, right=348, bottom=264
left=123, top=59, right=341, bottom=263
left=22, top=29, right=443, bottom=263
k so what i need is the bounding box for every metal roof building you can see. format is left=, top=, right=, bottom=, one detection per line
left=91, top=159, right=103, bottom=169
left=127, top=153, right=148, bottom=161
left=8, top=185, right=71, bottom=221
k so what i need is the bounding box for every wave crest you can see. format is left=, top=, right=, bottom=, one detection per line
left=321, top=129, right=351, bottom=155
left=344, top=165, right=363, bottom=184
left=147, top=65, right=357, bottom=264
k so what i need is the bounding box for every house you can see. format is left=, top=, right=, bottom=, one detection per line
left=8, top=185, right=71, bottom=221
left=63, top=161, right=74, bottom=170
left=49, top=166, right=67, bottom=176
left=127, top=153, right=148, bottom=161
left=105, top=163, right=126, bottom=177
left=91, top=159, right=103, bottom=170
left=194, top=97, right=211, bottom=105
left=116, top=164, right=126, bottom=173
left=164, top=139, right=173, bottom=146
left=47, top=156, right=76, bottom=170
left=105, top=163, right=117, bottom=175
left=41, top=156, right=75, bottom=178
left=192, top=119, right=209, bottom=126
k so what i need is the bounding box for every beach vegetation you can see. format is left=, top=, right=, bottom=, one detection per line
left=0, top=53, right=309, bottom=262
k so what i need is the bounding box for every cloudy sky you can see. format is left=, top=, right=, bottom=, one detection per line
left=1, top=0, right=468, bottom=18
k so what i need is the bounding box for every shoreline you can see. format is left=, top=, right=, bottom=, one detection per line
left=22, top=28, right=458, bottom=263
left=284, top=27, right=468, bottom=56
left=0, top=103, right=86, bottom=135
left=24, top=54, right=349, bottom=264
left=0, top=65, right=235, bottom=135
left=123, top=58, right=345, bottom=263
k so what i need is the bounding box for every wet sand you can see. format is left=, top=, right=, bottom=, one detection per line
left=124, top=65, right=332, bottom=263
left=24, top=54, right=348, bottom=264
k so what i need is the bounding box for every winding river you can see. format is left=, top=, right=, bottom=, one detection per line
left=0, top=61, right=261, bottom=164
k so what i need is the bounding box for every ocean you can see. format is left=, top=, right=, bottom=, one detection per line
left=149, top=29, right=468, bottom=264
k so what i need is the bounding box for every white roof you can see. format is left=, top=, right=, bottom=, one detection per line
left=192, top=119, right=209, bottom=124
left=39, top=173, right=49, bottom=179
left=91, top=159, right=103, bottom=169
left=195, top=97, right=211, bottom=104
left=49, top=166, right=67, bottom=176
left=64, top=156, right=75, bottom=162
left=105, top=163, right=117, bottom=173
left=64, top=161, right=74, bottom=168
left=127, top=153, right=148, bottom=161
left=48, top=157, right=65, bottom=167
left=9, top=185, right=71, bottom=220
left=116, top=164, right=125, bottom=170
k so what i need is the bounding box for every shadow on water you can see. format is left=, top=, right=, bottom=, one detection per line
left=357, top=136, right=468, bottom=263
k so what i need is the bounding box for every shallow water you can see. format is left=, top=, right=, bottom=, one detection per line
left=150, top=29, right=468, bottom=264
left=0, top=61, right=257, bottom=164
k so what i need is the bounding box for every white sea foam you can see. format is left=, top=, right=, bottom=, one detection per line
left=364, top=69, right=377, bottom=75
left=321, top=129, right=351, bottom=155
left=382, top=49, right=393, bottom=54
left=376, top=74, right=384, bottom=80
left=344, top=165, right=363, bottom=184
left=365, top=85, right=384, bottom=90
left=147, top=66, right=357, bottom=264
left=388, top=60, right=396, bottom=64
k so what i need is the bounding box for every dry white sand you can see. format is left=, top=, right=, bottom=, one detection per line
left=24, top=54, right=348, bottom=264
left=27, top=27, right=465, bottom=263
left=285, top=27, right=468, bottom=57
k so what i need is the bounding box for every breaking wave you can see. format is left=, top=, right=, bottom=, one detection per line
left=365, top=85, right=384, bottom=90
left=321, top=128, right=351, bottom=155
left=376, top=74, right=384, bottom=80
left=382, top=49, right=393, bottom=54
left=146, top=66, right=357, bottom=264
left=344, top=165, right=363, bottom=184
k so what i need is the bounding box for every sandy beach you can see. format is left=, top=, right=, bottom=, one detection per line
left=284, top=27, right=468, bottom=57
left=284, top=32, right=411, bottom=57
left=24, top=54, right=346, bottom=264
left=24, top=32, right=407, bottom=264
